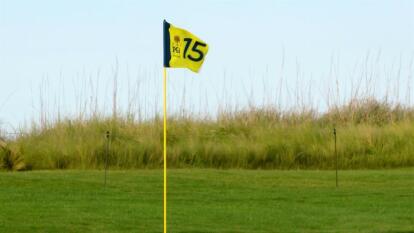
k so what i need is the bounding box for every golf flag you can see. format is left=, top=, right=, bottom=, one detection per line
left=162, top=20, right=209, bottom=233
left=163, top=20, right=209, bottom=73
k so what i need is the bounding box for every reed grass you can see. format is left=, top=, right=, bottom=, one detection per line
left=1, top=53, right=413, bottom=170
left=1, top=98, right=412, bottom=170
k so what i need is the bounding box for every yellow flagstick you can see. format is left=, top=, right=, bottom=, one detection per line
left=163, top=67, right=167, bottom=233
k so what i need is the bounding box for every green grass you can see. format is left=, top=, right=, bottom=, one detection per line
left=0, top=169, right=413, bottom=232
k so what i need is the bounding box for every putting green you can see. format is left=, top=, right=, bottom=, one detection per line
left=0, top=169, right=413, bottom=232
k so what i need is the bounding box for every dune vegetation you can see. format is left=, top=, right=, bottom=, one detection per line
left=1, top=54, right=413, bottom=170
left=1, top=97, right=414, bottom=170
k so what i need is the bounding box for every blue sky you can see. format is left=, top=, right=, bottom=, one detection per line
left=1, top=0, right=413, bottom=129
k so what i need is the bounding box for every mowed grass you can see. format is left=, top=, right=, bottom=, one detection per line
left=0, top=169, right=413, bottom=233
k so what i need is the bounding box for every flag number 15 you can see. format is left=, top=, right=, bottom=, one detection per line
left=183, top=38, right=206, bottom=62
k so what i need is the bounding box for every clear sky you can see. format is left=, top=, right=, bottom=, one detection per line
left=1, top=0, right=413, bottom=130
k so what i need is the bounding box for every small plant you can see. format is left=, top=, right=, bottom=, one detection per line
left=0, top=139, right=26, bottom=171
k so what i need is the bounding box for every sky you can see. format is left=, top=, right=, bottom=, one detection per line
left=1, top=0, right=413, bottom=131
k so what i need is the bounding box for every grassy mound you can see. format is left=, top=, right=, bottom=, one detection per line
left=2, top=98, right=414, bottom=170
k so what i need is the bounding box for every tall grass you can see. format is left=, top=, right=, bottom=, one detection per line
left=2, top=99, right=412, bottom=170
left=1, top=52, right=413, bottom=170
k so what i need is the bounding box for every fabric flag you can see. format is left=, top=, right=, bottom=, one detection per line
left=163, top=20, right=209, bottom=73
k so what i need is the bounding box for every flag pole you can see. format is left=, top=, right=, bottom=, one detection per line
left=334, top=127, right=338, bottom=188
left=104, top=130, right=110, bottom=188
left=163, top=67, right=167, bottom=233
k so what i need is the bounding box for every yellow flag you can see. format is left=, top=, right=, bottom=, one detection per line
left=163, top=20, right=209, bottom=73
